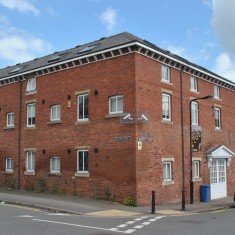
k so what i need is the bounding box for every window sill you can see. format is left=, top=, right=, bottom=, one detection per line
left=215, top=128, right=222, bottom=132
left=162, top=180, right=174, bottom=186
left=24, top=171, right=35, bottom=175
left=161, top=120, right=173, bottom=125
left=47, top=120, right=62, bottom=125
left=75, top=172, right=90, bottom=177
left=214, top=97, right=221, bottom=101
left=47, top=172, right=62, bottom=176
left=193, top=177, right=202, bottom=182
left=24, top=126, right=36, bottom=130
left=190, top=89, right=199, bottom=94
left=4, top=126, right=15, bottom=130
left=75, top=120, right=90, bottom=125
left=26, top=90, right=37, bottom=95
left=3, top=171, right=14, bottom=175
left=105, top=113, right=124, bottom=119
left=161, top=80, right=173, bottom=85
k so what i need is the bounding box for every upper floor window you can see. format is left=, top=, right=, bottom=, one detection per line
left=5, top=158, right=13, bottom=172
left=26, top=151, right=35, bottom=172
left=162, top=93, right=171, bottom=121
left=191, top=101, right=198, bottom=126
left=161, top=65, right=170, bottom=83
left=50, top=157, right=61, bottom=173
left=214, top=85, right=220, bottom=99
left=27, top=103, right=35, bottom=127
left=50, top=105, right=61, bottom=121
left=215, top=107, right=221, bottom=130
left=109, top=95, right=123, bottom=114
left=78, top=94, right=89, bottom=121
left=77, top=150, right=89, bottom=173
left=6, top=112, right=14, bottom=127
left=190, top=76, right=198, bottom=92
left=26, top=78, right=36, bottom=92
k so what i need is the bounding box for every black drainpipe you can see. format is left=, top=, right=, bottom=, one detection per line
left=17, top=80, right=23, bottom=189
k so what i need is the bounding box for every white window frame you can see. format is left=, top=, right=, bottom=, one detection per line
left=50, top=157, right=61, bottom=173
left=27, top=103, right=35, bottom=127
left=215, top=107, right=221, bottom=130
left=77, top=94, right=89, bottom=121
left=50, top=105, right=61, bottom=121
left=214, top=85, right=220, bottom=99
left=77, top=150, right=89, bottom=173
left=162, top=93, right=171, bottom=121
left=109, top=95, right=123, bottom=114
left=163, top=161, right=172, bottom=181
left=193, top=160, right=200, bottom=179
left=5, top=158, right=14, bottom=172
left=26, top=151, right=35, bottom=172
left=6, top=112, right=14, bottom=127
left=190, top=76, right=198, bottom=92
left=161, top=65, right=170, bottom=83
left=26, top=77, right=36, bottom=92
left=191, top=101, right=198, bottom=126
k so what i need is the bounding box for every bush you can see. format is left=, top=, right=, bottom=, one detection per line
left=123, top=196, right=136, bottom=207
left=34, top=177, right=47, bottom=193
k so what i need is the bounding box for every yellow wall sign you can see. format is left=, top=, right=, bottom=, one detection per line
left=137, top=141, right=142, bottom=150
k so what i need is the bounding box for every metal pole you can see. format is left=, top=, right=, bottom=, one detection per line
left=151, top=191, right=156, bottom=214
left=180, top=67, right=186, bottom=211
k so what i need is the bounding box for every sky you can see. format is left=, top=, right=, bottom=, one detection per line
left=0, top=0, right=235, bottom=83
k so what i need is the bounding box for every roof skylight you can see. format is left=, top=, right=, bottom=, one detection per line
left=9, top=66, right=24, bottom=74
left=77, top=44, right=99, bottom=54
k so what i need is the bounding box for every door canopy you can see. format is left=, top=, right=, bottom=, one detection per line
left=206, top=145, right=234, bottom=168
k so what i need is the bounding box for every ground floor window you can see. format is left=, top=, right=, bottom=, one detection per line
left=77, top=150, right=88, bottom=172
left=5, top=158, right=13, bottom=172
left=50, top=157, right=60, bottom=173
left=193, top=160, right=200, bottom=179
left=26, top=151, right=35, bottom=172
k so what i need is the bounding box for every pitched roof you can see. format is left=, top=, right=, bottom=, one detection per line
left=0, top=32, right=235, bottom=89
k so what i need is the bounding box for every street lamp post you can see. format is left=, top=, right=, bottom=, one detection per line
left=189, top=95, right=213, bottom=204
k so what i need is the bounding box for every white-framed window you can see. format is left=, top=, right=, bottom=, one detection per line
left=26, top=77, right=36, bottom=92
left=50, top=157, right=60, bottom=173
left=193, top=160, right=200, bottom=179
left=190, top=76, right=198, bottom=92
left=27, top=103, right=35, bottom=127
left=5, top=158, right=14, bottom=172
left=26, top=151, right=35, bottom=172
left=191, top=101, right=198, bottom=126
left=50, top=105, right=61, bottom=121
left=78, top=94, right=89, bottom=121
left=215, top=107, right=221, bottom=130
left=162, top=93, right=171, bottom=121
left=6, top=112, right=14, bottom=127
left=163, top=161, right=172, bottom=181
left=161, top=65, right=170, bottom=83
left=77, top=150, right=89, bottom=172
left=214, top=85, right=220, bottom=99
left=109, top=95, right=123, bottom=114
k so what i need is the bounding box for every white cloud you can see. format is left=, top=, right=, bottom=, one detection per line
left=211, top=0, right=235, bottom=54
left=100, top=7, right=117, bottom=32
left=0, top=0, right=39, bottom=15
left=213, top=53, right=235, bottom=83
left=0, top=24, right=52, bottom=66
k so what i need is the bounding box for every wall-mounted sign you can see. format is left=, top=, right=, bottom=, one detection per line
left=113, top=136, right=131, bottom=141
left=138, top=138, right=154, bottom=142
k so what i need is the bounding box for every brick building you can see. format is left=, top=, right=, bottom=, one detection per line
left=0, top=32, right=235, bottom=206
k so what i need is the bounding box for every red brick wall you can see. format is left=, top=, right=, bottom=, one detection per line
left=0, top=52, right=235, bottom=206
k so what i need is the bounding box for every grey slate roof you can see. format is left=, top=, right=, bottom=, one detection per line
left=0, top=32, right=235, bottom=87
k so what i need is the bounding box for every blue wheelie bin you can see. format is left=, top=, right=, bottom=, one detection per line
left=200, top=184, right=210, bottom=202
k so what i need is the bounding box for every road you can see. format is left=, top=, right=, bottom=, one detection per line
left=0, top=203, right=235, bottom=235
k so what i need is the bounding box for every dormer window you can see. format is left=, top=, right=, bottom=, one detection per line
left=26, top=78, right=36, bottom=93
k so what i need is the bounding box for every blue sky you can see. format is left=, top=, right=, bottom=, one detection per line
left=0, top=0, right=235, bottom=82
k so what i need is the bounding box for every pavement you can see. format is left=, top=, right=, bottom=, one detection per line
left=0, top=188, right=234, bottom=217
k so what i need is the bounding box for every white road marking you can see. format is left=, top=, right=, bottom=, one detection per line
left=33, top=219, right=127, bottom=234
left=16, top=215, right=34, bottom=218
left=126, top=221, right=135, bottom=224
left=47, top=213, right=70, bottom=216
left=142, top=221, right=151, bottom=225
left=125, top=229, right=136, bottom=234
left=133, top=225, right=144, bottom=229
left=117, top=224, right=128, bottom=228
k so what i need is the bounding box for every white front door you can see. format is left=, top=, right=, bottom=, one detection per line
left=210, top=159, right=227, bottom=200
